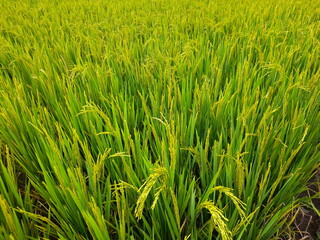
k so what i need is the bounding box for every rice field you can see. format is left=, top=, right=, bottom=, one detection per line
left=0, top=0, right=319, bottom=239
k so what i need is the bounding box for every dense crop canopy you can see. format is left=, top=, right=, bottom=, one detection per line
left=0, top=0, right=319, bottom=239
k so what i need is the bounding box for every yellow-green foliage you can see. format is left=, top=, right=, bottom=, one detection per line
left=0, top=0, right=319, bottom=239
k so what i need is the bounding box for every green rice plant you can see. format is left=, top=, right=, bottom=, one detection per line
left=0, top=0, right=319, bottom=239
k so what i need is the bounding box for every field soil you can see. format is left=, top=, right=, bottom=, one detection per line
left=291, top=170, right=320, bottom=239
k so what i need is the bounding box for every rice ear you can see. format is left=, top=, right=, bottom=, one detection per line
left=198, top=201, right=232, bottom=240
left=211, top=186, right=247, bottom=219
left=134, top=167, right=168, bottom=220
